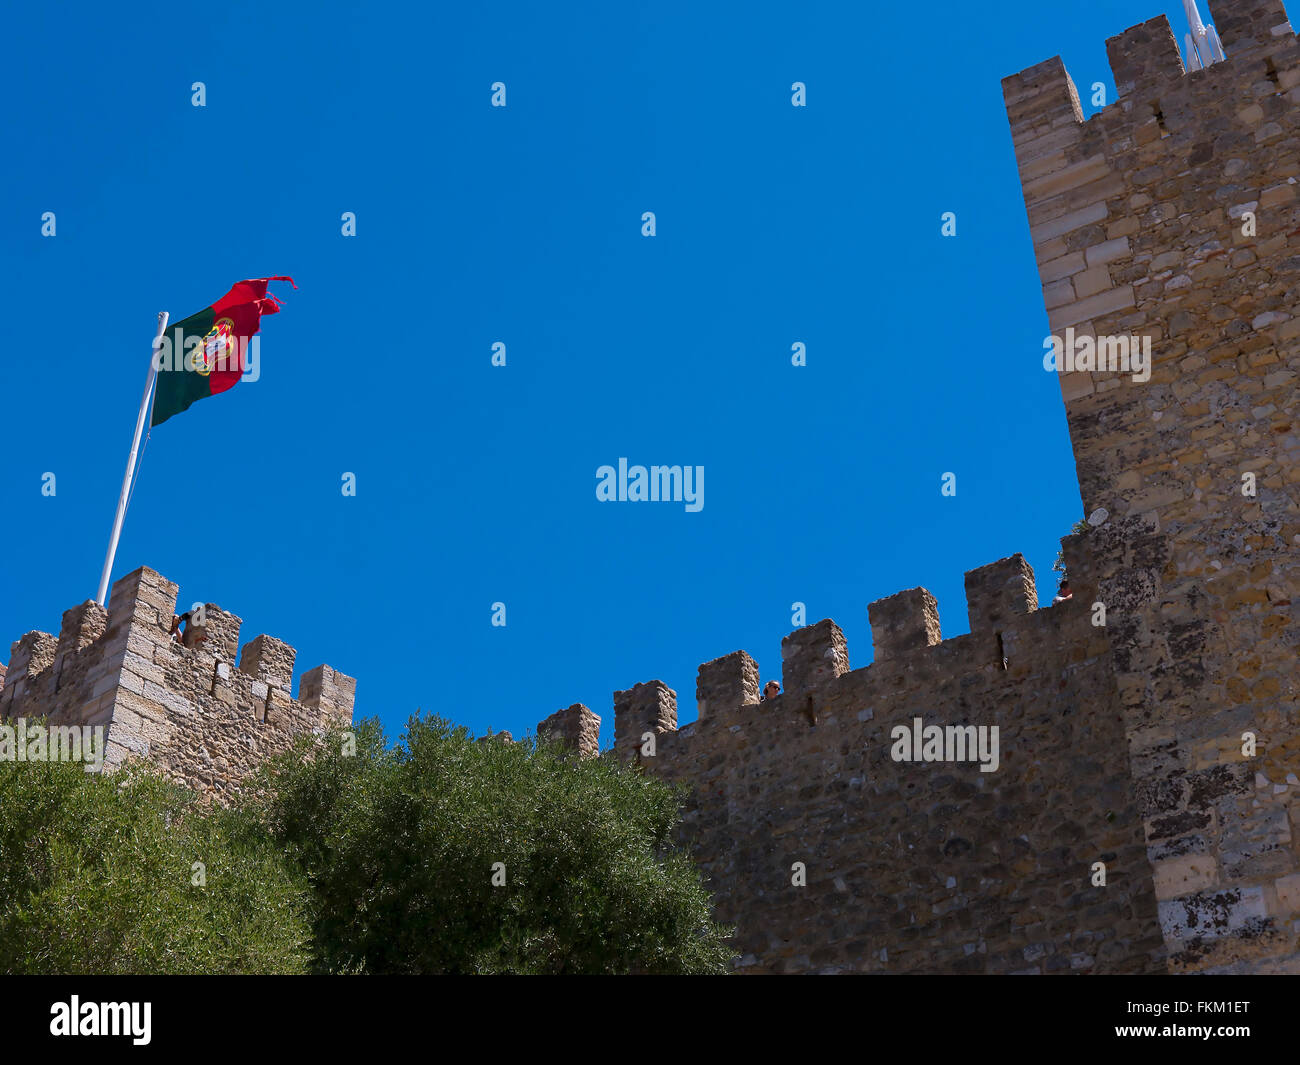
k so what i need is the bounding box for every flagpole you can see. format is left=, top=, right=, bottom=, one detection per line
left=95, top=312, right=170, bottom=606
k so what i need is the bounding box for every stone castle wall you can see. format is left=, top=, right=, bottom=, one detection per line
left=531, top=0, right=1299, bottom=974
left=1004, top=0, right=1300, bottom=972
left=0, top=566, right=355, bottom=802
left=606, top=542, right=1168, bottom=973
left=537, top=540, right=1167, bottom=972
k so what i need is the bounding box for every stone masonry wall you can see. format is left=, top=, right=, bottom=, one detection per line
left=0, top=565, right=356, bottom=803
left=523, top=0, right=1298, bottom=974
left=1004, top=0, right=1300, bottom=972
left=538, top=542, right=1167, bottom=974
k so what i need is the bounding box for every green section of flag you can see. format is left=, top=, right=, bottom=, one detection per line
left=150, top=307, right=217, bottom=427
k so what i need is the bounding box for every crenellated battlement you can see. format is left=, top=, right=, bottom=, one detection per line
left=1107, top=16, right=1187, bottom=99
left=538, top=545, right=1098, bottom=768
left=1002, top=3, right=1298, bottom=431
left=0, top=566, right=356, bottom=800
left=524, top=537, right=1160, bottom=973
left=1004, top=2, right=1295, bottom=145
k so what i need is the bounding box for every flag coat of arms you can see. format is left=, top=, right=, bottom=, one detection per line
left=150, top=276, right=295, bottom=426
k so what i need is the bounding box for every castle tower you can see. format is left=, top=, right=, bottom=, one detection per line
left=0, top=566, right=356, bottom=802
left=1005, top=0, right=1300, bottom=971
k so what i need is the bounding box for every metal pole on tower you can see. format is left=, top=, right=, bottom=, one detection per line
left=95, top=311, right=170, bottom=606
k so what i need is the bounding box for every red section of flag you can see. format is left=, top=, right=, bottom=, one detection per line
left=207, top=277, right=297, bottom=395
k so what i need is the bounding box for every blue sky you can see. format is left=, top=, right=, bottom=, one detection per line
left=1, top=1, right=1200, bottom=744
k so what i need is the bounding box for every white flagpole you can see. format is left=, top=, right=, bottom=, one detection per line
left=96, top=311, right=170, bottom=606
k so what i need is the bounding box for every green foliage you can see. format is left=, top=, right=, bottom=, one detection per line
left=0, top=714, right=732, bottom=974
left=0, top=756, right=311, bottom=974
left=1053, top=518, right=1093, bottom=579
left=241, top=713, right=734, bottom=974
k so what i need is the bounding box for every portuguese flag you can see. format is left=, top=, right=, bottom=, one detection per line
left=150, top=276, right=296, bottom=427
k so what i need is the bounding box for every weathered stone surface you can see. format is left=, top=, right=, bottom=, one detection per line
left=1003, top=0, right=1300, bottom=974
left=696, top=650, right=760, bottom=719
left=537, top=703, right=602, bottom=758
left=613, top=680, right=677, bottom=762
left=0, top=566, right=356, bottom=803
left=620, top=547, right=1162, bottom=973
left=868, top=588, right=941, bottom=659
left=239, top=634, right=297, bottom=692
left=780, top=619, right=849, bottom=700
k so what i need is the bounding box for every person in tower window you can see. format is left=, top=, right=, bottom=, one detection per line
left=1053, top=579, right=1072, bottom=604
left=761, top=680, right=781, bottom=701
left=169, top=611, right=208, bottom=649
